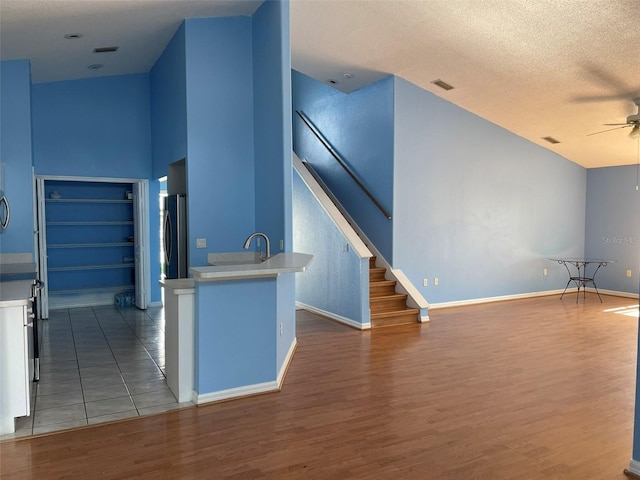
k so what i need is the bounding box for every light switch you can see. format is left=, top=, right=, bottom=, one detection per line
left=196, top=238, right=206, bottom=249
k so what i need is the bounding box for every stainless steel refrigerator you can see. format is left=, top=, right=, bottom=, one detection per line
left=163, top=194, right=188, bottom=279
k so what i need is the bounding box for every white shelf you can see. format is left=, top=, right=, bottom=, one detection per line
left=47, top=242, right=134, bottom=249
left=48, top=263, right=134, bottom=272
left=46, top=198, right=132, bottom=204
left=49, top=284, right=134, bottom=295
left=47, top=221, right=134, bottom=226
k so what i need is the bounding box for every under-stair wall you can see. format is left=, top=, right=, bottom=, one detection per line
left=293, top=153, right=429, bottom=328
left=293, top=155, right=372, bottom=329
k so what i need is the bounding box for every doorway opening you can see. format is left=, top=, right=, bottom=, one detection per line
left=35, top=176, right=151, bottom=318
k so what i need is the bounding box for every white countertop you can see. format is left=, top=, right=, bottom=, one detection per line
left=0, top=280, right=34, bottom=307
left=159, top=278, right=195, bottom=295
left=0, top=262, right=37, bottom=282
left=190, top=252, right=313, bottom=282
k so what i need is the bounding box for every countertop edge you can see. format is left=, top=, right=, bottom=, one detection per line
left=190, top=253, right=313, bottom=282
left=159, top=278, right=196, bottom=294
left=0, top=280, right=35, bottom=306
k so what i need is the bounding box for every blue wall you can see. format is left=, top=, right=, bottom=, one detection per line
left=253, top=0, right=289, bottom=251
left=31, top=73, right=160, bottom=303
left=252, top=0, right=295, bottom=369
left=149, top=23, right=187, bottom=181
left=184, top=17, right=256, bottom=266
left=32, top=74, right=152, bottom=179
left=292, top=71, right=395, bottom=261
left=393, top=77, right=587, bottom=304
left=293, top=170, right=368, bottom=325
left=585, top=165, right=640, bottom=294
left=0, top=60, right=34, bottom=255
left=292, top=73, right=589, bottom=305
left=195, top=278, right=276, bottom=393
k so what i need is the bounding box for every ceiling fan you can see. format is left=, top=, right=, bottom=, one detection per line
left=587, top=98, right=640, bottom=138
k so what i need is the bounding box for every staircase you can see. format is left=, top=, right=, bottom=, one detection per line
left=369, top=257, right=420, bottom=327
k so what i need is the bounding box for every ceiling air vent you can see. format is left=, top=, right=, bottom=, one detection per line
left=93, top=46, right=119, bottom=53
left=431, top=79, right=454, bottom=91
left=542, top=136, right=561, bottom=144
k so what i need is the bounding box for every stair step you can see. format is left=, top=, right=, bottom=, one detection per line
left=367, top=259, right=419, bottom=328
left=371, top=308, right=420, bottom=328
left=369, top=267, right=387, bottom=282
left=370, top=293, right=409, bottom=313
left=370, top=280, right=397, bottom=297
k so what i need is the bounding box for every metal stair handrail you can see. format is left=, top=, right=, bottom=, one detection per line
left=295, top=110, right=392, bottom=220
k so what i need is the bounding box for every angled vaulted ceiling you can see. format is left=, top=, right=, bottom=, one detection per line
left=1, top=0, right=639, bottom=169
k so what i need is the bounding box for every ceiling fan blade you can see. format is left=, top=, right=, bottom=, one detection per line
left=572, top=93, right=640, bottom=103
left=603, top=123, right=632, bottom=126
left=630, top=125, right=640, bottom=139
left=587, top=125, right=632, bottom=136
left=572, top=64, right=639, bottom=103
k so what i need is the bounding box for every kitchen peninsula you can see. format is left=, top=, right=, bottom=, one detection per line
left=161, top=252, right=312, bottom=405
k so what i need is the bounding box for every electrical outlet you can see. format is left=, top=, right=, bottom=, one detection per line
left=434, top=277, right=439, bottom=286
left=423, top=278, right=428, bottom=287
left=543, top=268, right=548, bottom=276
left=196, top=238, right=206, bottom=249
left=627, top=270, right=632, bottom=278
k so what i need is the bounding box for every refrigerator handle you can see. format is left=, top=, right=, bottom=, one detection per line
left=163, top=209, right=172, bottom=266
left=0, top=195, right=9, bottom=229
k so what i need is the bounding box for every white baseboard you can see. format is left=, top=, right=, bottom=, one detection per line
left=429, top=287, right=638, bottom=310
left=194, top=337, right=298, bottom=406
left=49, top=294, right=118, bottom=310
left=194, top=380, right=280, bottom=405
left=296, top=301, right=371, bottom=330
left=429, top=289, right=564, bottom=310
left=277, top=338, right=297, bottom=387
left=627, top=458, right=640, bottom=475
left=429, top=289, right=570, bottom=310
left=593, top=288, right=639, bottom=299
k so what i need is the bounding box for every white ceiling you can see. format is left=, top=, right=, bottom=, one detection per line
left=1, top=0, right=639, bottom=169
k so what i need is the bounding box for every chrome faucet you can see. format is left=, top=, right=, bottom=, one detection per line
left=243, top=232, right=271, bottom=260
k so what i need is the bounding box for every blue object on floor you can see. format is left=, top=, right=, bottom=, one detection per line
left=114, top=292, right=135, bottom=307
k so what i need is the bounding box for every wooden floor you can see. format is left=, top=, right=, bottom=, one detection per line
left=1, top=294, right=638, bottom=479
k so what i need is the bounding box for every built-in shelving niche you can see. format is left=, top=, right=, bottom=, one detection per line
left=39, top=180, right=138, bottom=310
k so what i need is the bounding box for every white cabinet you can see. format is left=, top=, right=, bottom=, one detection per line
left=0, top=282, right=34, bottom=435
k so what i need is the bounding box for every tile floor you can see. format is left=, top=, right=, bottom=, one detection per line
left=1, top=304, right=192, bottom=440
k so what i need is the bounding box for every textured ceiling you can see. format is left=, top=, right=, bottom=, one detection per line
left=291, top=0, right=640, bottom=169
left=0, top=0, right=262, bottom=83
left=1, top=0, right=639, bottom=169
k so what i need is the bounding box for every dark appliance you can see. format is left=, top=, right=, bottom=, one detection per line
left=0, top=189, right=9, bottom=234
left=163, top=194, right=187, bottom=279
